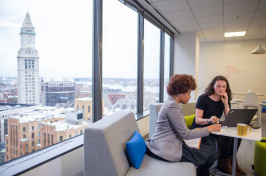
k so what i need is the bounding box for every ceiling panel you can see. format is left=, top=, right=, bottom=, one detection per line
left=150, top=0, right=166, bottom=2
left=253, top=10, right=266, bottom=19
left=202, top=29, right=224, bottom=35
left=172, top=18, right=197, bottom=26
left=224, top=0, right=259, bottom=4
left=200, top=22, right=223, bottom=30
left=153, top=0, right=189, bottom=12
left=224, top=20, right=250, bottom=28
left=187, top=0, right=223, bottom=8
left=250, top=19, right=266, bottom=26
left=224, top=1, right=259, bottom=14
left=164, top=10, right=194, bottom=20
left=176, top=25, right=200, bottom=33
left=192, top=5, right=223, bottom=17
left=257, top=0, right=266, bottom=11
left=224, top=12, right=253, bottom=22
left=197, top=15, right=223, bottom=24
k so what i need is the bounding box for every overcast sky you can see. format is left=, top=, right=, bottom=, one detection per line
left=0, top=0, right=167, bottom=79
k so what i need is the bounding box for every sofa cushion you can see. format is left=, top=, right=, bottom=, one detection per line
left=126, top=131, right=147, bottom=169
left=126, top=154, right=196, bottom=176
left=184, top=114, right=195, bottom=129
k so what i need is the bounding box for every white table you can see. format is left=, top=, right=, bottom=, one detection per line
left=212, top=127, right=262, bottom=176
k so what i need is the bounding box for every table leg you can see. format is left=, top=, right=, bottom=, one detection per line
left=232, top=138, right=238, bottom=176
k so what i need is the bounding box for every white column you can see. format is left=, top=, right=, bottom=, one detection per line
left=174, top=32, right=200, bottom=101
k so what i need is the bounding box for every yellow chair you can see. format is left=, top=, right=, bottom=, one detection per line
left=254, top=137, right=266, bottom=176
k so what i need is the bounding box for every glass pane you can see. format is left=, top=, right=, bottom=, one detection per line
left=0, top=0, right=92, bottom=164
left=143, top=20, right=160, bottom=111
left=164, top=34, right=171, bottom=101
left=102, top=0, right=138, bottom=116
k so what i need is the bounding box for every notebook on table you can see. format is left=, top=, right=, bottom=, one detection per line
left=220, top=109, right=258, bottom=127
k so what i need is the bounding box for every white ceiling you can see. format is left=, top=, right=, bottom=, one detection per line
left=137, top=0, right=266, bottom=42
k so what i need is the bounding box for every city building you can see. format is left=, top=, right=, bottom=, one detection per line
left=75, top=98, right=93, bottom=122
left=5, top=107, right=65, bottom=161
left=40, top=114, right=90, bottom=149
left=4, top=106, right=90, bottom=161
left=17, top=12, right=40, bottom=105
left=7, top=96, right=18, bottom=103
left=41, top=77, right=75, bottom=107
left=0, top=104, right=40, bottom=143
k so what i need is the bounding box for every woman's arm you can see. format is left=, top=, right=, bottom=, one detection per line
left=221, top=92, right=230, bottom=117
left=195, top=108, right=218, bottom=124
left=224, top=103, right=230, bottom=117
left=195, top=108, right=209, bottom=125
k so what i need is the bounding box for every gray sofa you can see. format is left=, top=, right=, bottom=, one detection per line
left=84, top=110, right=196, bottom=176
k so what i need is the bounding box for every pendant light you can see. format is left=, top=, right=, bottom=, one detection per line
left=251, top=27, right=266, bottom=54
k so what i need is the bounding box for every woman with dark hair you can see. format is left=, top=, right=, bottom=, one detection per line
left=191, top=75, right=246, bottom=176
left=146, top=74, right=221, bottom=176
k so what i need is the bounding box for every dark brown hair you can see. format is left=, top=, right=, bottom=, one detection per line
left=205, top=75, right=232, bottom=101
left=167, top=74, right=196, bottom=96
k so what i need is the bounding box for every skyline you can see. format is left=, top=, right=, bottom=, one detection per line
left=0, top=0, right=169, bottom=79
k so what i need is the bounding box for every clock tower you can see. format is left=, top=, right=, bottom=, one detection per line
left=17, top=12, right=40, bottom=104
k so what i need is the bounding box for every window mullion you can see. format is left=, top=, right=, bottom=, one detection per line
left=92, top=0, right=103, bottom=122
left=137, top=13, right=144, bottom=114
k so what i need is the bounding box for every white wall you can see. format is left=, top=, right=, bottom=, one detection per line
left=198, top=39, right=266, bottom=102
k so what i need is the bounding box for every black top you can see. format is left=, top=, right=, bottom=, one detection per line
left=190, top=94, right=230, bottom=129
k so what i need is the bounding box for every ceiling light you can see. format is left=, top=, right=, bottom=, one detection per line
left=251, top=27, right=266, bottom=54
left=224, top=31, right=246, bottom=37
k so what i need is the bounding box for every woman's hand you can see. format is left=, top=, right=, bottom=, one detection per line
left=207, top=124, right=221, bottom=132
left=221, top=92, right=228, bottom=105
left=209, top=116, right=218, bottom=124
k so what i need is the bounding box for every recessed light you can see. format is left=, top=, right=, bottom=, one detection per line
left=224, top=31, right=246, bottom=37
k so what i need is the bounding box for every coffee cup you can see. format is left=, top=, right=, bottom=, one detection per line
left=237, top=123, right=251, bottom=136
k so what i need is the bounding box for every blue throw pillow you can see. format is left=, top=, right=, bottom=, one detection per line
left=126, top=131, right=147, bottom=169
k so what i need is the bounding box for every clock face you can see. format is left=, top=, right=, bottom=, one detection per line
left=26, top=36, right=32, bottom=42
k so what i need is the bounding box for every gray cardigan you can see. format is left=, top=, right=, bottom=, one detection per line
left=146, top=96, right=209, bottom=162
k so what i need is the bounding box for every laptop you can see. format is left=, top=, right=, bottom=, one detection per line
left=220, top=109, right=258, bottom=127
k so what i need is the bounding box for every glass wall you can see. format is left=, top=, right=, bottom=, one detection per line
left=143, top=20, right=160, bottom=111
left=0, top=0, right=92, bottom=163
left=102, top=0, right=138, bottom=116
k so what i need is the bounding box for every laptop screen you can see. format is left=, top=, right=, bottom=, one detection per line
left=221, top=109, right=258, bottom=127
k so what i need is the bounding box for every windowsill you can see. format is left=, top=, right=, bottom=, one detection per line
left=0, top=111, right=150, bottom=175
left=0, top=135, right=84, bottom=176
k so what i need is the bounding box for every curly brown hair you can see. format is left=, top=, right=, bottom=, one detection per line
left=205, top=75, right=232, bottom=101
left=167, top=74, right=197, bottom=96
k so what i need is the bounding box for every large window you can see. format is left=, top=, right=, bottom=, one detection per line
left=102, top=0, right=138, bottom=116
left=0, top=0, right=173, bottom=168
left=143, top=20, right=160, bottom=111
left=0, top=0, right=92, bottom=164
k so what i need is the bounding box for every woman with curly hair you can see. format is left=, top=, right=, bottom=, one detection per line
left=146, top=74, right=221, bottom=176
left=190, top=75, right=245, bottom=176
